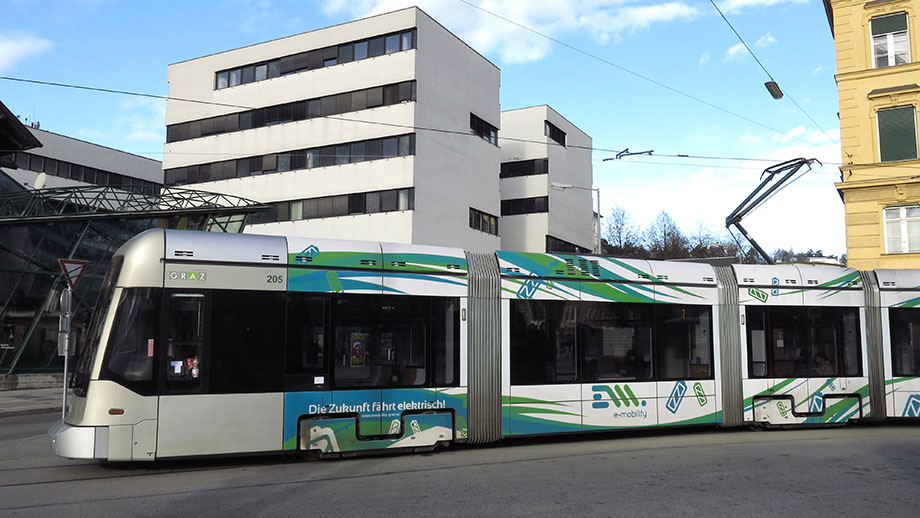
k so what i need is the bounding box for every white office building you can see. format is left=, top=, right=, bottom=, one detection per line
left=3, top=126, right=162, bottom=192
left=499, top=106, right=595, bottom=253
left=163, top=7, right=502, bottom=252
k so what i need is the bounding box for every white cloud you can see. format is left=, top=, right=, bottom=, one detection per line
left=755, top=32, right=776, bottom=48
left=322, top=1, right=700, bottom=64
left=0, top=33, right=53, bottom=73
left=699, top=52, right=711, bottom=66
left=725, top=42, right=746, bottom=60
left=718, top=0, right=808, bottom=15
left=813, top=66, right=823, bottom=75
left=771, top=125, right=806, bottom=143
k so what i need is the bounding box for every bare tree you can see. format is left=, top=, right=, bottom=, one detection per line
left=603, top=204, right=646, bottom=258
left=689, top=221, right=717, bottom=257
left=644, top=211, right=689, bottom=259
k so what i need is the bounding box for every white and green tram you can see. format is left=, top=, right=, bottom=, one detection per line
left=50, top=229, right=920, bottom=461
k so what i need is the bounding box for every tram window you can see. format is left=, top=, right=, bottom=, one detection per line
left=286, top=294, right=328, bottom=375
left=840, top=309, right=861, bottom=376
left=431, top=298, right=460, bottom=386
left=166, top=293, right=206, bottom=392
left=746, top=307, right=767, bottom=377
left=654, top=306, right=712, bottom=380
left=333, top=296, right=429, bottom=388
left=101, top=287, right=159, bottom=395
left=510, top=300, right=578, bottom=385
left=745, top=306, right=861, bottom=378
left=580, top=302, right=652, bottom=382
left=209, top=290, right=284, bottom=393
left=890, top=308, right=920, bottom=376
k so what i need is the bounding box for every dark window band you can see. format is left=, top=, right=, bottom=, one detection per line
left=501, top=196, right=548, bottom=216
left=469, top=207, right=499, bottom=235
left=164, top=134, right=415, bottom=186
left=470, top=113, right=498, bottom=145
left=215, top=29, right=417, bottom=90
left=544, top=120, right=566, bottom=147
left=249, top=187, right=415, bottom=224
left=167, top=81, right=417, bottom=143
left=13, top=152, right=160, bottom=191
left=500, top=158, right=548, bottom=178
left=546, top=235, right=590, bottom=254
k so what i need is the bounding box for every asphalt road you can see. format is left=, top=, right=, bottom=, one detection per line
left=2, top=413, right=919, bottom=517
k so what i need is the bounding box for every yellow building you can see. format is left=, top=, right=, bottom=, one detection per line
left=826, top=0, right=920, bottom=269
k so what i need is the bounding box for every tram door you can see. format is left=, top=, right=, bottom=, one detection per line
left=333, top=297, right=430, bottom=438
left=156, top=291, right=284, bottom=458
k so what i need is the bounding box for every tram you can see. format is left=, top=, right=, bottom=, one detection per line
left=49, top=229, right=920, bottom=461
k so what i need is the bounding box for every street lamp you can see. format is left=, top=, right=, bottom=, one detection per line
left=550, top=182, right=601, bottom=255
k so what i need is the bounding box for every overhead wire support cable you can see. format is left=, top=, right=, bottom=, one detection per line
left=708, top=1, right=838, bottom=144
left=456, top=0, right=824, bottom=148
left=2, top=77, right=848, bottom=169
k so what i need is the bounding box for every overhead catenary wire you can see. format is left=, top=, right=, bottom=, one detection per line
left=0, top=76, right=858, bottom=173
left=4, top=5, right=837, bottom=162
left=456, top=0, right=826, bottom=149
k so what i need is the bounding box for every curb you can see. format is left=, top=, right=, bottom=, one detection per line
left=0, top=406, right=63, bottom=419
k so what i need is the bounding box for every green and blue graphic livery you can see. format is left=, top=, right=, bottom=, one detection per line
left=666, top=381, right=687, bottom=414
left=286, top=242, right=468, bottom=294
left=593, top=384, right=645, bottom=409
left=283, top=388, right=468, bottom=453
left=497, top=251, right=713, bottom=304
left=903, top=394, right=920, bottom=417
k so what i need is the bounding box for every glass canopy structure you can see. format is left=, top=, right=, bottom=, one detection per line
left=0, top=180, right=268, bottom=374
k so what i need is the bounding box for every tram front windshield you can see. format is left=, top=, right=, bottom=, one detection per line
left=71, top=255, right=123, bottom=397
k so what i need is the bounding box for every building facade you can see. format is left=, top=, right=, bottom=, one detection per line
left=163, top=7, right=503, bottom=252
left=499, top=106, right=595, bottom=253
left=827, top=0, right=920, bottom=269
left=0, top=123, right=265, bottom=375
left=4, top=127, right=162, bottom=192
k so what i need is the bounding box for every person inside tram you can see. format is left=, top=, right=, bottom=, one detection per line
left=623, top=349, right=640, bottom=379
left=796, top=348, right=819, bottom=377
left=815, top=352, right=835, bottom=376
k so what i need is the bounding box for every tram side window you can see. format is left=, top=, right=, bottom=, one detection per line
left=747, top=307, right=768, bottom=377
left=840, top=309, right=861, bottom=376
left=431, top=298, right=460, bottom=386
left=510, top=300, right=578, bottom=385
left=333, top=295, right=431, bottom=388
left=889, top=308, right=920, bottom=376
left=166, top=293, right=206, bottom=392
left=580, top=302, right=652, bottom=382
left=209, top=290, right=284, bottom=393
left=654, top=305, right=712, bottom=380
left=745, top=306, right=861, bottom=378
left=102, top=287, right=159, bottom=395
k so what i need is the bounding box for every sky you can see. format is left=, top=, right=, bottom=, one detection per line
left=0, top=0, right=845, bottom=256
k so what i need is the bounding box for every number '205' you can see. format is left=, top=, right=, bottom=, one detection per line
left=266, top=275, right=284, bottom=284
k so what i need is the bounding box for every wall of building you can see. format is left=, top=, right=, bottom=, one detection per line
left=830, top=0, right=920, bottom=269
left=411, top=10, right=501, bottom=252
left=163, top=7, right=503, bottom=252
left=3, top=128, right=162, bottom=190
left=499, top=105, right=593, bottom=253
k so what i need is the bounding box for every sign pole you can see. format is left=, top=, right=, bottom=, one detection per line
left=56, top=258, right=86, bottom=421
left=59, top=288, right=72, bottom=420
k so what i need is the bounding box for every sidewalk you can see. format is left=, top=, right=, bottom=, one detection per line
left=0, top=388, right=64, bottom=419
